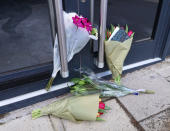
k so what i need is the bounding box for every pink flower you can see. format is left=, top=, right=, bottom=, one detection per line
left=128, top=30, right=133, bottom=37
left=84, top=22, right=92, bottom=32
left=81, top=17, right=88, bottom=24
left=77, top=21, right=84, bottom=28
left=72, top=15, right=92, bottom=33
left=72, top=15, right=81, bottom=26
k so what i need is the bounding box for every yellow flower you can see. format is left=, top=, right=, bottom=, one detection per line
left=99, top=98, right=101, bottom=102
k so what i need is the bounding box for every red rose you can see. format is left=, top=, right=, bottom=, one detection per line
left=99, top=102, right=105, bottom=109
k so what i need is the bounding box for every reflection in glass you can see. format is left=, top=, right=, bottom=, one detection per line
left=94, top=0, right=159, bottom=42
left=0, top=0, right=53, bottom=74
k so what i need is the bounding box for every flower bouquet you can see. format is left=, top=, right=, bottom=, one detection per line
left=46, top=12, right=98, bottom=90
left=105, top=25, right=134, bottom=84
left=70, top=68, right=154, bottom=97
left=32, top=94, right=110, bottom=122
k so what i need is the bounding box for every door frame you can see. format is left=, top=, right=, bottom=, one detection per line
left=0, top=0, right=170, bottom=114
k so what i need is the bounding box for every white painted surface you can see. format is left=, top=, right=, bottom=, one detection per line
left=0, top=57, right=161, bottom=107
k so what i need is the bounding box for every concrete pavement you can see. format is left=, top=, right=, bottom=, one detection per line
left=0, top=57, right=170, bottom=131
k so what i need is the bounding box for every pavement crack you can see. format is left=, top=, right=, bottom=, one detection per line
left=49, top=115, right=56, bottom=131
left=139, top=107, right=170, bottom=123
left=116, top=98, right=145, bottom=131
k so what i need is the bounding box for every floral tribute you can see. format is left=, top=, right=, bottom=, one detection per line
left=96, top=98, right=110, bottom=121
left=45, top=12, right=98, bottom=91
left=72, top=15, right=92, bottom=33
left=32, top=94, right=110, bottom=122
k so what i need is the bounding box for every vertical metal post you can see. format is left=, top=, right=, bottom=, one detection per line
left=47, top=0, right=56, bottom=44
left=98, top=0, right=108, bottom=68
left=90, top=0, right=94, bottom=25
left=54, top=0, right=69, bottom=78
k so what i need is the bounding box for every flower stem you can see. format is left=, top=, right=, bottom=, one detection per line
left=45, top=77, right=54, bottom=91
left=32, top=109, right=42, bottom=119
left=144, top=90, right=155, bottom=94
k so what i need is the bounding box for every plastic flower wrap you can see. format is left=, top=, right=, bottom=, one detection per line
left=105, top=24, right=134, bottom=84
left=32, top=94, right=110, bottom=122
left=70, top=68, right=154, bottom=97
left=46, top=12, right=98, bottom=90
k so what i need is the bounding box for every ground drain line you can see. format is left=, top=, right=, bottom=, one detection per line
left=138, top=107, right=170, bottom=123
left=116, top=98, right=145, bottom=131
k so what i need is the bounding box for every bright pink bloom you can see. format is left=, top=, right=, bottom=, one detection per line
left=83, top=21, right=92, bottom=32
left=128, top=30, right=133, bottom=37
left=99, top=102, right=105, bottom=109
left=72, top=15, right=92, bottom=33
left=77, top=22, right=84, bottom=28
left=72, top=15, right=81, bottom=26
left=99, top=101, right=105, bottom=115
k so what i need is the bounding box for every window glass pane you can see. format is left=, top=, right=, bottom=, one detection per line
left=94, top=0, right=160, bottom=42
left=0, top=0, right=53, bottom=74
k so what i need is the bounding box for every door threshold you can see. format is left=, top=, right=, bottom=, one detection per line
left=96, top=57, right=162, bottom=78
left=0, top=57, right=162, bottom=109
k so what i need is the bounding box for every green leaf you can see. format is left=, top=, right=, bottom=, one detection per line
left=104, top=105, right=111, bottom=110
left=144, top=90, right=155, bottom=94
left=71, top=85, right=78, bottom=90
left=98, top=109, right=106, bottom=113
left=71, top=78, right=81, bottom=84
left=96, top=117, right=105, bottom=121
left=111, top=24, right=115, bottom=33
left=83, top=75, right=93, bottom=84
left=115, top=75, right=121, bottom=85
left=105, top=29, right=109, bottom=40
left=125, top=24, right=128, bottom=33
left=91, top=28, right=97, bottom=35
left=45, top=77, right=54, bottom=91
left=78, top=80, right=86, bottom=85
left=130, top=32, right=135, bottom=38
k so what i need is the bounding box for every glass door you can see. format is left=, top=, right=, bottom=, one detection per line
left=93, top=0, right=170, bottom=65
left=0, top=0, right=53, bottom=90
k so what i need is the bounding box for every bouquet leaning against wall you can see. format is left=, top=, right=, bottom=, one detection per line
left=46, top=12, right=98, bottom=90
left=105, top=25, right=134, bottom=84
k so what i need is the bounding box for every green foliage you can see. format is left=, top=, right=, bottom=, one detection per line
left=104, top=105, right=111, bottom=110
left=91, top=28, right=97, bottom=35
left=114, top=75, right=121, bottom=85
left=45, top=77, right=54, bottom=91
left=98, top=109, right=106, bottom=113
left=32, top=109, right=42, bottom=119
left=96, top=117, right=105, bottom=121
left=78, top=80, right=86, bottom=85
left=71, top=78, right=81, bottom=84
left=130, top=32, right=135, bottom=38
left=125, top=24, right=128, bottom=33
left=111, top=24, right=115, bottom=33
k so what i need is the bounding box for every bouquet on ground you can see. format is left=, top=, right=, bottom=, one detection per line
left=70, top=68, right=154, bottom=97
left=32, top=94, right=110, bottom=122
left=105, top=25, right=134, bottom=84
left=46, top=12, right=98, bottom=90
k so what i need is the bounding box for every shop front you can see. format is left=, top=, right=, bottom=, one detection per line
left=0, top=0, right=169, bottom=114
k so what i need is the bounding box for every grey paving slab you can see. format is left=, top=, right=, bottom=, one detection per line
left=166, top=76, right=170, bottom=82
left=119, top=69, right=170, bottom=122
left=61, top=99, right=137, bottom=131
left=165, top=57, right=170, bottom=62
left=0, top=93, right=71, bottom=124
left=140, top=108, right=170, bottom=131
left=150, top=60, right=170, bottom=78
left=0, top=115, right=54, bottom=131
left=50, top=116, right=64, bottom=131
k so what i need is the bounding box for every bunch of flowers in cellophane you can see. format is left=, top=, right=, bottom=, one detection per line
left=46, top=12, right=98, bottom=90
left=70, top=68, right=154, bottom=97
left=32, top=94, right=110, bottom=122
left=105, top=25, right=134, bottom=84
